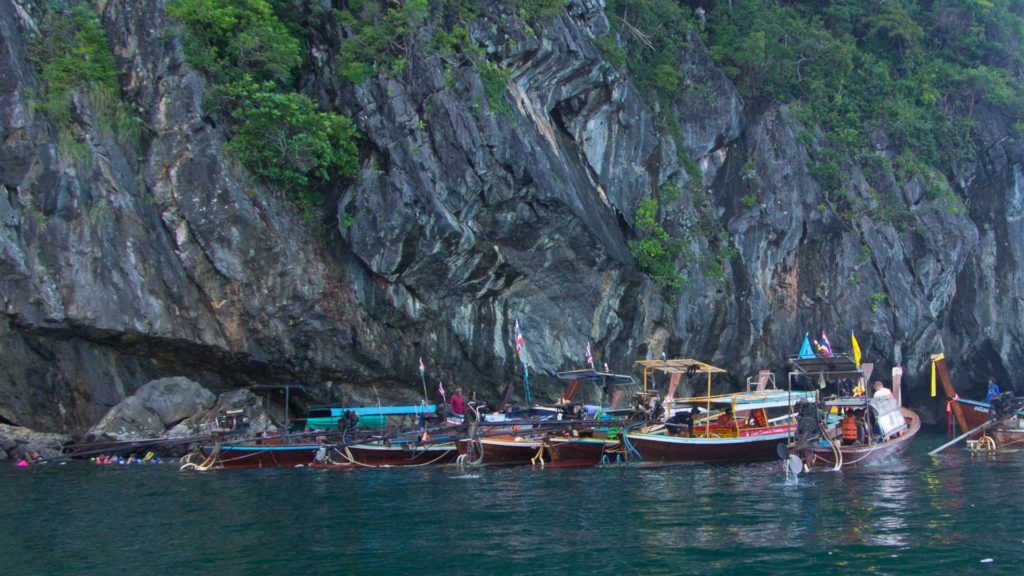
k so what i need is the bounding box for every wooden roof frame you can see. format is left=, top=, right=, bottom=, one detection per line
left=635, top=358, right=727, bottom=374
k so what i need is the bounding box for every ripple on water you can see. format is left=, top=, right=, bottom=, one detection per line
left=0, top=432, right=1021, bottom=575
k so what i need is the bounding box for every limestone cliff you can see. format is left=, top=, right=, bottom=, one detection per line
left=0, top=0, right=1021, bottom=432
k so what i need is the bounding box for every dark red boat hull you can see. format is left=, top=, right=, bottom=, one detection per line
left=203, top=444, right=320, bottom=468
left=457, top=435, right=548, bottom=465
left=626, top=425, right=795, bottom=463
left=327, top=443, right=457, bottom=467
left=545, top=438, right=613, bottom=467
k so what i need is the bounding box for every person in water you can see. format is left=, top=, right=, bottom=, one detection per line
left=985, top=377, right=1001, bottom=403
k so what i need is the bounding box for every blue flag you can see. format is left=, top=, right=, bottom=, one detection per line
left=799, top=333, right=815, bottom=358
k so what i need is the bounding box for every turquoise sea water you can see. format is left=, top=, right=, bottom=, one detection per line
left=0, top=430, right=1019, bottom=575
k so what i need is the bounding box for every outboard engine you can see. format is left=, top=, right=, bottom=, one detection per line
left=794, top=400, right=820, bottom=443
left=561, top=402, right=586, bottom=420
left=630, top=392, right=664, bottom=422
left=992, top=391, right=1018, bottom=418
left=214, top=409, right=249, bottom=434
left=338, top=410, right=360, bottom=440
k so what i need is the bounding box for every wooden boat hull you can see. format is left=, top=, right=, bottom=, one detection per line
left=203, top=443, right=320, bottom=468
left=955, top=399, right=994, bottom=437
left=457, top=435, right=548, bottom=465
left=989, top=419, right=1024, bottom=449
left=328, top=443, right=458, bottom=467
left=799, top=407, right=920, bottom=470
left=205, top=441, right=457, bottom=469
left=545, top=437, right=615, bottom=467
left=626, top=425, right=795, bottom=463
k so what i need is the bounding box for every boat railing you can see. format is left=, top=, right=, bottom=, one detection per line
left=746, top=370, right=776, bottom=392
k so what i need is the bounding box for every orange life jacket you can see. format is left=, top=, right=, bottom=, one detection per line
left=841, top=416, right=858, bottom=441
left=753, top=409, right=768, bottom=427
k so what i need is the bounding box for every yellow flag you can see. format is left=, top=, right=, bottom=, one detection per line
left=930, top=353, right=944, bottom=398
left=931, top=358, right=936, bottom=398
left=851, top=332, right=862, bottom=367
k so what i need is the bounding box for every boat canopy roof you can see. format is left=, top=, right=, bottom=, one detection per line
left=636, top=358, right=726, bottom=374
left=674, top=389, right=816, bottom=409
left=788, top=354, right=862, bottom=378
left=556, top=369, right=634, bottom=385
left=308, top=404, right=437, bottom=417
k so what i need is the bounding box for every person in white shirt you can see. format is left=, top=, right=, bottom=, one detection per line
left=872, top=381, right=893, bottom=399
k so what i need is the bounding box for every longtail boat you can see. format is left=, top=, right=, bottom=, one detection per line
left=189, top=404, right=458, bottom=469
left=623, top=358, right=813, bottom=463
left=540, top=369, right=634, bottom=467
left=929, top=354, right=1024, bottom=450
left=787, top=355, right=920, bottom=471
left=456, top=369, right=637, bottom=466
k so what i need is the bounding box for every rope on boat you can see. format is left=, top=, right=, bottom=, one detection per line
left=180, top=443, right=219, bottom=471
left=530, top=444, right=545, bottom=467
left=820, top=420, right=842, bottom=471
left=457, top=403, right=485, bottom=468
left=620, top=422, right=645, bottom=464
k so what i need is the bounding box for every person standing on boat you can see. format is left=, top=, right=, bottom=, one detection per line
left=872, top=381, right=893, bottom=399
left=985, top=377, right=1001, bottom=402
left=451, top=388, right=466, bottom=416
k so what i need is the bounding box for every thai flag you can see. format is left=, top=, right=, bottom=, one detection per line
left=820, top=331, right=834, bottom=357
left=515, top=319, right=524, bottom=357
left=419, top=357, right=425, bottom=374
left=586, top=342, right=594, bottom=368
left=438, top=380, right=446, bottom=400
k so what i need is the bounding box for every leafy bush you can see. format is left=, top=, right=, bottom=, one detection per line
left=166, top=0, right=301, bottom=84
left=167, top=0, right=362, bottom=218
left=31, top=7, right=118, bottom=124
left=479, top=60, right=512, bottom=116
left=336, top=0, right=429, bottom=83
left=216, top=77, right=359, bottom=210
left=630, top=198, right=685, bottom=294
left=702, top=0, right=1024, bottom=216
left=30, top=6, right=140, bottom=158
left=604, top=0, right=693, bottom=104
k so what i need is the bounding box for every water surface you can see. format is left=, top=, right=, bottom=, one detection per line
left=0, top=431, right=1017, bottom=575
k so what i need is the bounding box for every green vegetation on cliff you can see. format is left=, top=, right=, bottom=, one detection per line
left=706, top=0, right=1022, bottom=210
left=166, top=0, right=359, bottom=218
left=30, top=6, right=140, bottom=163
left=603, top=0, right=1022, bottom=290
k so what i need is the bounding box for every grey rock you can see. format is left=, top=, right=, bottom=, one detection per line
left=0, top=423, right=68, bottom=460
left=166, top=388, right=277, bottom=439
left=90, top=377, right=214, bottom=439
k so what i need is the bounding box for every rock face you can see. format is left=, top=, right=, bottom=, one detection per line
left=0, top=0, right=1022, bottom=432
left=166, top=388, right=277, bottom=439
left=90, top=377, right=216, bottom=439
left=0, top=424, right=68, bottom=460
